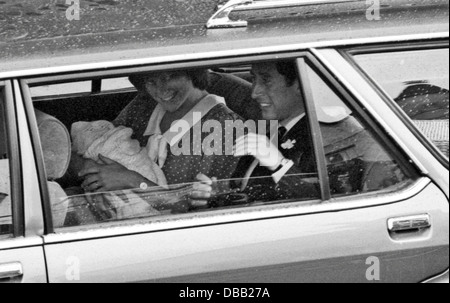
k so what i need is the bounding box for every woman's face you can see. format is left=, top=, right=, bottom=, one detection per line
left=144, top=72, right=195, bottom=113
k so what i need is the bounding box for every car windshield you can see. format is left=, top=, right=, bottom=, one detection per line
left=353, top=48, right=449, bottom=159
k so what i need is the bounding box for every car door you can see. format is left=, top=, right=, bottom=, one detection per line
left=24, top=53, right=448, bottom=283
left=0, top=80, right=47, bottom=283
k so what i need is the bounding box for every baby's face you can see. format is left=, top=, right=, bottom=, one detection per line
left=72, top=120, right=114, bottom=153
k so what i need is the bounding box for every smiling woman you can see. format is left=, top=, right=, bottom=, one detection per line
left=113, top=69, right=242, bottom=186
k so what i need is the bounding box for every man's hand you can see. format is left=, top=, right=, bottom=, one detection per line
left=79, top=154, right=146, bottom=193
left=234, top=133, right=284, bottom=171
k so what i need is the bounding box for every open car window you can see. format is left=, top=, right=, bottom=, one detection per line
left=352, top=48, right=449, bottom=160
left=0, top=87, right=12, bottom=238
left=27, top=59, right=418, bottom=232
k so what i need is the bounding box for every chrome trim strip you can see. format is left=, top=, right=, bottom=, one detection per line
left=43, top=178, right=430, bottom=244
left=207, top=0, right=362, bottom=29
left=1, top=32, right=448, bottom=81
left=310, top=48, right=430, bottom=175
left=422, top=270, right=449, bottom=284
left=0, top=236, right=43, bottom=251
left=234, top=0, right=361, bottom=11
left=387, top=214, right=431, bottom=232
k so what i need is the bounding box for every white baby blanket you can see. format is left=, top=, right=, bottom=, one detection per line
left=71, top=121, right=167, bottom=188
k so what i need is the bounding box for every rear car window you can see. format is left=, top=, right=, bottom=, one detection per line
left=0, top=88, right=12, bottom=237
left=352, top=48, right=449, bottom=160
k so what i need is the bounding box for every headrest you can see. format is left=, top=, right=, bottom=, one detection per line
left=71, top=120, right=115, bottom=155
left=35, top=109, right=71, bottom=180
left=208, top=72, right=262, bottom=121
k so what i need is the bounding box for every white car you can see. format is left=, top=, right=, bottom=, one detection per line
left=0, top=0, right=448, bottom=283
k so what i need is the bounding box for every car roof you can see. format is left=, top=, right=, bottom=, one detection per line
left=0, top=0, right=448, bottom=78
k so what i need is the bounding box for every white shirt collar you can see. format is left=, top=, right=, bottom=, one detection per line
left=280, top=112, right=306, bottom=133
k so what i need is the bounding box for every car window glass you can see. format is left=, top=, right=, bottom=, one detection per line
left=101, top=77, right=134, bottom=92
left=28, top=63, right=321, bottom=232
left=0, top=90, right=12, bottom=237
left=31, top=78, right=135, bottom=99
left=353, top=48, right=449, bottom=159
left=31, top=81, right=92, bottom=99
left=305, top=64, right=415, bottom=197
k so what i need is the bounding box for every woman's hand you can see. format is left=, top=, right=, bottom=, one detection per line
left=189, top=174, right=218, bottom=208
left=234, top=133, right=284, bottom=171
left=79, top=154, right=146, bottom=193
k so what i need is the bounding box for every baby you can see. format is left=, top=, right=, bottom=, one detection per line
left=71, top=121, right=167, bottom=188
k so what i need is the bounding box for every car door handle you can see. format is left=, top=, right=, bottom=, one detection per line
left=0, top=262, right=23, bottom=280
left=388, top=214, right=431, bottom=233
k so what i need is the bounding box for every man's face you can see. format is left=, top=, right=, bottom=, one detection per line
left=251, top=62, right=303, bottom=121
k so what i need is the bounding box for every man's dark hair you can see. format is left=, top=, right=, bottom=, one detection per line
left=129, top=69, right=210, bottom=92
left=276, top=60, right=298, bottom=87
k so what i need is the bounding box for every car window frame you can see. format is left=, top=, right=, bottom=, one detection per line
left=0, top=80, right=24, bottom=239
left=340, top=39, right=450, bottom=170
left=19, top=80, right=54, bottom=235
left=30, top=77, right=136, bottom=102
left=21, top=50, right=423, bottom=239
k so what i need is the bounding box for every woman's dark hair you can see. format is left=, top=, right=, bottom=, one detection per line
left=275, top=60, right=298, bottom=87
left=185, top=69, right=210, bottom=90
left=129, top=69, right=210, bottom=92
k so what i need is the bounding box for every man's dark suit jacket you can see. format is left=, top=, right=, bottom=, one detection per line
left=231, top=117, right=320, bottom=202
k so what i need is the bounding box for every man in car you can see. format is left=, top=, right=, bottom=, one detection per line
left=192, top=60, right=319, bottom=205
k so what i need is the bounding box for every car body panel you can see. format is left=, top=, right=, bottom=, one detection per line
left=423, top=270, right=449, bottom=283
left=44, top=182, right=449, bottom=283
left=0, top=237, right=46, bottom=283
left=0, top=0, right=448, bottom=77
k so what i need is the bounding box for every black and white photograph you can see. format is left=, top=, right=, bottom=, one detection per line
left=0, top=0, right=448, bottom=285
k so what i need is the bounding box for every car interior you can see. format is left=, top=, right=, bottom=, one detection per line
left=27, top=64, right=413, bottom=228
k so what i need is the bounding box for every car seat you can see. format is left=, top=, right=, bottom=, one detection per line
left=35, top=109, right=72, bottom=228
left=208, top=71, right=262, bottom=121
